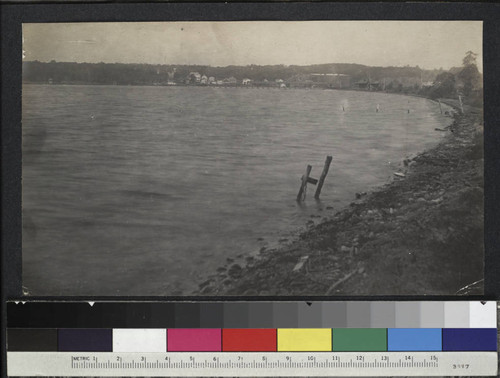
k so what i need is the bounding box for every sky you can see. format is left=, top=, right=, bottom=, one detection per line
left=23, top=21, right=483, bottom=71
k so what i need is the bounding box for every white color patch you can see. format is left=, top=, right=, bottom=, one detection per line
left=112, top=329, right=166, bottom=352
left=469, top=301, right=497, bottom=328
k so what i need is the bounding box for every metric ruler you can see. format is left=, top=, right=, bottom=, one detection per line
left=7, top=351, right=498, bottom=376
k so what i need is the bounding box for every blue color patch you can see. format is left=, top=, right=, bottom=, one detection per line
left=443, top=328, right=497, bottom=351
left=388, top=329, right=442, bottom=351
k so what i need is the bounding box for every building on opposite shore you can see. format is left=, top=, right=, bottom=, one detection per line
left=287, top=73, right=351, bottom=89
left=186, top=72, right=201, bottom=84
left=355, top=79, right=382, bottom=91
left=310, top=73, right=351, bottom=88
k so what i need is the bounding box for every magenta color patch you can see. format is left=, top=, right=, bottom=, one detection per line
left=167, top=329, right=221, bottom=351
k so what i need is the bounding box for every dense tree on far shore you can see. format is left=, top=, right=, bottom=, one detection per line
left=429, top=72, right=456, bottom=99
left=425, top=51, right=482, bottom=104
left=458, top=51, right=481, bottom=96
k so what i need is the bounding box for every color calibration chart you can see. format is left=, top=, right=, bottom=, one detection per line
left=7, top=301, right=498, bottom=376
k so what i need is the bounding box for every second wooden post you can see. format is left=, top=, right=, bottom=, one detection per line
left=314, top=155, right=333, bottom=200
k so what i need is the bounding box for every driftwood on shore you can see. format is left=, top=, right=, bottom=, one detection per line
left=325, top=270, right=356, bottom=295
left=292, top=256, right=309, bottom=272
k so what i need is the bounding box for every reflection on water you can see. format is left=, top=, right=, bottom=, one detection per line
left=22, top=84, right=452, bottom=295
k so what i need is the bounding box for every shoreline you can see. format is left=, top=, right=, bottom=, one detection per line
left=196, top=100, right=484, bottom=296
left=21, top=81, right=435, bottom=98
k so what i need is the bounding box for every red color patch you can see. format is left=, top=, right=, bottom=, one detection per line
left=222, top=329, right=277, bottom=351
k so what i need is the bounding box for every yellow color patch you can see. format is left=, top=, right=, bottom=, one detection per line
left=277, top=329, right=332, bottom=351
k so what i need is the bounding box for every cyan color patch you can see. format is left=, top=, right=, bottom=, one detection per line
left=388, top=329, right=442, bottom=351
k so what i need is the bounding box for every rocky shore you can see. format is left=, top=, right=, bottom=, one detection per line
left=196, top=101, right=484, bottom=296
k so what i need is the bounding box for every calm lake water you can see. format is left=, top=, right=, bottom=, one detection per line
left=22, top=84, right=452, bottom=295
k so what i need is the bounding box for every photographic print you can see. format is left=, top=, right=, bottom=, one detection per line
left=21, top=21, right=484, bottom=296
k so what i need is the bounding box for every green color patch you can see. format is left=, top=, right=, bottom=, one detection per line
left=332, top=328, right=387, bottom=351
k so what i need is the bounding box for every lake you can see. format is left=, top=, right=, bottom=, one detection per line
left=22, top=84, right=452, bottom=295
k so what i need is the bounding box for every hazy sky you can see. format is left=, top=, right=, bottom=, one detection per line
left=23, top=21, right=483, bottom=70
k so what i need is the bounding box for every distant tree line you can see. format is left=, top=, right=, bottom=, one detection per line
left=23, top=60, right=438, bottom=86
left=23, top=53, right=482, bottom=104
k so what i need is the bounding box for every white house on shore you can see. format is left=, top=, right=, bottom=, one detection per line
left=242, top=78, right=252, bottom=85
left=187, top=72, right=201, bottom=84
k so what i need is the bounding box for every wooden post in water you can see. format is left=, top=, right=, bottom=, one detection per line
left=458, top=95, right=464, bottom=114
left=297, top=165, right=312, bottom=202
left=438, top=100, right=443, bottom=114
left=314, top=156, right=333, bottom=200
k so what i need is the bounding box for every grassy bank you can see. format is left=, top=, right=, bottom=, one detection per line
left=196, top=101, right=484, bottom=296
